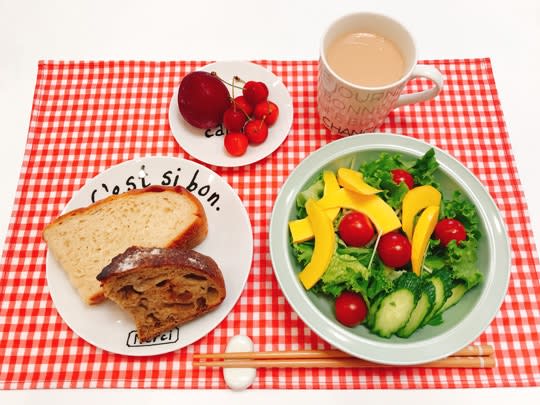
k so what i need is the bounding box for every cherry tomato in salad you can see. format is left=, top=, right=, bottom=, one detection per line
left=391, top=169, right=414, bottom=189
left=434, top=218, right=467, bottom=247
left=338, top=211, right=375, bottom=247
left=335, top=291, right=368, bottom=327
left=377, top=231, right=412, bottom=268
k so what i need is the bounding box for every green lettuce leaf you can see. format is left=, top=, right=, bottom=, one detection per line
left=427, top=191, right=483, bottom=288
left=335, top=244, right=373, bottom=265
left=295, top=176, right=324, bottom=218
left=359, top=149, right=439, bottom=210
left=441, top=190, right=481, bottom=240
left=446, top=239, right=483, bottom=288
left=359, top=152, right=408, bottom=210
left=409, top=148, right=439, bottom=188
left=291, top=241, right=313, bottom=267
left=367, top=262, right=404, bottom=300
left=316, top=253, right=370, bottom=298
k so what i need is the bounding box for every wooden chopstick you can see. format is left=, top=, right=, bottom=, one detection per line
left=193, top=356, right=495, bottom=369
left=192, top=344, right=495, bottom=369
left=193, top=344, right=493, bottom=360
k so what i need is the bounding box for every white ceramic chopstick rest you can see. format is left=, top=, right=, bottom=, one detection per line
left=223, top=335, right=256, bottom=391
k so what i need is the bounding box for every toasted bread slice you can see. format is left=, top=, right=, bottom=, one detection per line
left=43, top=185, right=208, bottom=305
left=97, top=246, right=226, bottom=342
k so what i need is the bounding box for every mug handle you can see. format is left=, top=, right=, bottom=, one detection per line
left=394, top=65, right=444, bottom=107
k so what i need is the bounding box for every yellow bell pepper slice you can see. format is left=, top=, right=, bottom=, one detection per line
left=288, top=171, right=340, bottom=243
left=411, top=205, right=440, bottom=276
left=318, top=188, right=401, bottom=235
left=402, top=185, right=441, bottom=241
left=318, top=171, right=341, bottom=218
left=337, top=168, right=381, bottom=195
left=298, top=199, right=336, bottom=290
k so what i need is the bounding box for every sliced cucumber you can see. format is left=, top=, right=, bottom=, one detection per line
left=372, top=272, right=422, bottom=338
left=365, top=293, right=384, bottom=329
left=422, top=269, right=453, bottom=326
left=440, top=282, right=467, bottom=313
left=394, top=271, right=422, bottom=294
left=397, top=281, right=436, bottom=338
left=372, top=289, right=416, bottom=338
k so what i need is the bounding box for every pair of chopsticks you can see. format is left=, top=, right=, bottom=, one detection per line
left=193, top=344, right=495, bottom=369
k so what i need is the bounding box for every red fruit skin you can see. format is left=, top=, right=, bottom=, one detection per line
left=244, top=119, right=268, bottom=145
left=434, top=218, right=467, bottom=247
left=335, top=291, right=368, bottom=327
left=377, top=231, right=412, bottom=268
left=223, top=107, right=247, bottom=132
left=338, top=212, right=375, bottom=247
left=177, top=71, right=231, bottom=129
left=253, top=100, right=279, bottom=126
left=391, top=169, right=415, bottom=189
left=224, top=132, right=249, bottom=156
left=233, top=96, right=254, bottom=116
left=243, top=81, right=269, bottom=106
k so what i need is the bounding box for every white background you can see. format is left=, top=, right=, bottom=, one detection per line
left=1, top=0, right=539, bottom=403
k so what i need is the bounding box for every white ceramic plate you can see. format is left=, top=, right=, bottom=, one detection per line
left=269, top=133, right=510, bottom=365
left=168, top=61, right=294, bottom=167
left=46, top=157, right=253, bottom=356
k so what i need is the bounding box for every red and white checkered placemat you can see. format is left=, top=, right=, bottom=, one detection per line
left=1, top=59, right=539, bottom=389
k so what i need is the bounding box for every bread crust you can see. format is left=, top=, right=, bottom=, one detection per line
left=43, top=185, right=208, bottom=250
left=88, top=290, right=106, bottom=305
left=97, top=246, right=224, bottom=289
left=43, top=185, right=208, bottom=305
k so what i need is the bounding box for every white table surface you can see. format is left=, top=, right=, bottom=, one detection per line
left=1, top=0, right=539, bottom=403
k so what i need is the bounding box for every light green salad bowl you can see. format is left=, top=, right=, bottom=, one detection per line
left=269, top=133, right=510, bottom=365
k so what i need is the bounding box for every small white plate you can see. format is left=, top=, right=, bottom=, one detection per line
left=168, top=61, right=294, bottom=167
left=46, top=157, right=253, bottom=356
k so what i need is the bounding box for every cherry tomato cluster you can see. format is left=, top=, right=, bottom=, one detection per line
left=223, top=80, right=280, bottom=157
left=333, top=168, right=468, bottom=328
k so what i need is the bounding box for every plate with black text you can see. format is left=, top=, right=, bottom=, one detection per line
left=46, top=156, right=253, bottom=356
left=169, top=61, right=294, bottom=167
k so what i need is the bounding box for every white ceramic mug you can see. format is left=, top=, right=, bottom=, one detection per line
left=317, top=12, right=444, bottom=135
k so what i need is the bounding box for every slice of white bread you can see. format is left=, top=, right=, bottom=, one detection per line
left=97, top=246, right=226, bottom=342
left=43, top=185, right=208, bottom=305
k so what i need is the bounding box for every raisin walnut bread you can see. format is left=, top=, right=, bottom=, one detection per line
left=97, top=246, right=226, bottom=342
